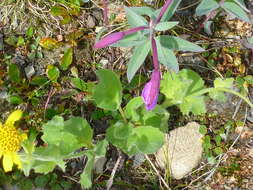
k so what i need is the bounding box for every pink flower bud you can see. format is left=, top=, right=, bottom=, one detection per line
left=141, top=69, right=161, bottom=110
left=94, top=32, right=125, bottom=48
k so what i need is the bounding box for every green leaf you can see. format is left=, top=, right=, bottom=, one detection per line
left=35, top=175, right=50, bottom=187
left=112, top=32, right=147, bottom=47
left=60, top=48, right=73, bottom=71
left=124, top=6, right=148, bottom=27
left=26, top=26, right=34, bottom=38
left=80, top=151, right=95, bottom=188
left=41, top=116, right=88, bottom=155
left=127, top=40, right=151, bottom=82
left=64, top=117, right=93, bottom=148
left=161, top=69, right=206, bottom=115
left=124, top=97, right=144, bottom=122
left=47, top=65, right=60, bottom=83
left=199, top=125, right=207, bottom=135
left=71, top=77, right=86, bottom=91
left=195, top=0, right=219, bottom=16
left=156, top=39, right=179, bottom=72
left=8, top=63, right=21, bottom=83
left=106, top=122, right=165, bottom=155
left=30, top=76, right=48, bottom=86
left=8, top=95, right=23, bottom=105
left=234, top=0, right=250, bottom=12
left=17, top=36, right=25, bottom=46
left=215, top=135, right=222, bottom=146
left=214, top=147, right=223, bottom=155
left=157, top=0, right=182, bottom=21
left=128, top=6, right=156, bottom=18
left=93, top=69, right=122, bottom=111
left=94, top=140, right=108, bottom=157
left=50, top=6, right=68, bottom=16
left=155, top=21, right=178, bottom=31
left=221, top=1, right=251, bottom=23
left=106, top=121, right=136, bottom=155
left=214, top=77, right=234, bottom=88
left=131, top=126, right=164, bottom=154
left=157, top=35, right=205, bottom=52
left=209, top=78, right=234, bottom=102
left=33, top=145, right=66, bottom=173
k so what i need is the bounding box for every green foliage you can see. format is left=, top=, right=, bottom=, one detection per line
left=127, top=40, right=151, bottom=82
left=124, top=6, right=148, bottom=27
left=209, top=78, right=234, bottom=102
left=71, top=77, right=87, bottom=91
left=161, top=69, right=206, bottom=115
left=47, top=65, right=60, bottom=82
left=60, top=47, right=73, bottom=70
left=106, top=121, right=164, bottom=156
left=93, top=69, right=123, bottom=111
left=196, top=0, right=250, bottom=23
left=8, top=63, right=21, bottom=83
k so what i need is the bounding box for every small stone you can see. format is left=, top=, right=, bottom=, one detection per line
left=0, top=91, right=8, bottom=99
left=155, top=122, right=203, bottom=179
left=25, top=65, right=35, bottom=79
left=87, top=15, right=96, bottom=28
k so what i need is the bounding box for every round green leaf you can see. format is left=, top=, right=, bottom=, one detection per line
left=93, top=69, right=122, bottom=111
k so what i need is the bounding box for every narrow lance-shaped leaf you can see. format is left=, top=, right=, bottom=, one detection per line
left=60, top=47, right=73, bottom=71
left=127, top=40, right=151, bottom=82
left=157, top=35, right=204, bottom=52
left=124, top=6, right=148, bottom=27
left=156, top=38, right=179, bottom=72
left=221, top=1, right=251, bottom=23
left=195, top=0, right=220, bottom=16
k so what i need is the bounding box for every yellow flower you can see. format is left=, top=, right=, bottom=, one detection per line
left=0, top=110, right=27, bottom=172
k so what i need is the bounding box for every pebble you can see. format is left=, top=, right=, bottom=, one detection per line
left=155, top=122, right=203, bottom=179
left=25, top=65, right=35, bottom=79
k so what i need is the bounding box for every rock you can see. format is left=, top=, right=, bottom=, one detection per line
left=155, top=122, right=203, bottom=179
left=25, top=65, right=35, bottom=79
left=87, top=15, right=96, bottom=28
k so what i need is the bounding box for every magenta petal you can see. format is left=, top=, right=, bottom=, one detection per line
left=94, top=32, right=125, bottom=48
left=141, top=69, right=161, bottom=110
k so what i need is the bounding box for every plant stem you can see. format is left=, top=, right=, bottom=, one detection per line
left=192, top=87, right=253, bottom=108
left=102, top=0, right=109, bottom=25
left=162, top=87, right=253, bottom=109
left=119, top=107, right=128, bottom=123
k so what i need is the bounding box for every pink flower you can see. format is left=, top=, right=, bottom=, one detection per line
left=94, top=32, right=124, bottom=48
left=141, top=69, right=161, bottom=110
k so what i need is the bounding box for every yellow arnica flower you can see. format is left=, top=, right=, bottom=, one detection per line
left=0, top=110, right=27, bottom=172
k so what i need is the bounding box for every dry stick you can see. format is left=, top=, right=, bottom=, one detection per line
left=44, top=86, right=54, bottom=118
left=106, top=155, right=122, bottom=190
left=145, top=155, right=171, bottom=190
left=102, top=0, right=109, bottom=25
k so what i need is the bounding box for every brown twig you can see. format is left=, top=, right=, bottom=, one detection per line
left=106, top=155, right=122, bottom=190
left=145, top=155, right=171, bottom=190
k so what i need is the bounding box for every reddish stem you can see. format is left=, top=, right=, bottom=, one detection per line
left=156, top=0, right=173, bottom=23
left=102, top=0, right=109, bottom=25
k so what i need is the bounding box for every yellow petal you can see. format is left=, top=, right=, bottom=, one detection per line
left=3, top=154, right=14, bottom=172
left=11, top=153, right=22, bottom=169
left=0, top=122, right=2, bottom=127
left=20, top=133, right=27, bottom=141
left=5, top=110, right=23, bottom=126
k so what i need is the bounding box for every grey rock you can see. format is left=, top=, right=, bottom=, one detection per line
left=25, top=65, right=35, bottom=79
left=0, top=91, right=8, bottom=99
left=155, top=122, right=203, bottom=179
left=87, top=15, right=96, bottom=28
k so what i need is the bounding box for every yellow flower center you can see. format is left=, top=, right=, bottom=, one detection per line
left=0, top=125, right=23, bottom=153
